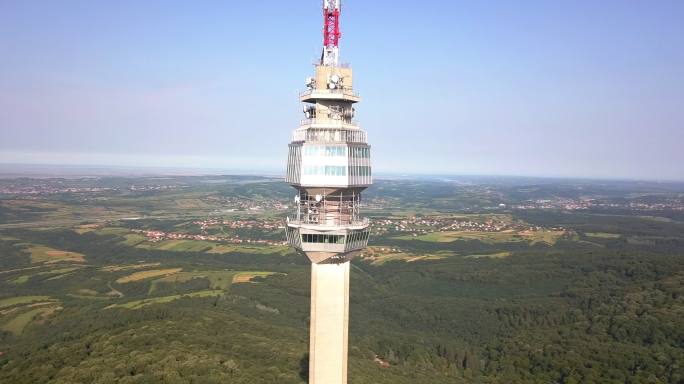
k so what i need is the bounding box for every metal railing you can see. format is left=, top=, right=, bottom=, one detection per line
left=292, top=128, right=367, bottom=143
left=287, top=217, right=370, bottom=228
left=299, top=88, right=361, bottom=99
left=299, top=119, right=359, bottom=128
left=310, top=62, right=352, bottom=69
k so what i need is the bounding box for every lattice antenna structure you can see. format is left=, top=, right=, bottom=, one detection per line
left=321, top=0, right=341, bottom=66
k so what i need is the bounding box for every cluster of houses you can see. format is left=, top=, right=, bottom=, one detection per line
left=512, top=198, right=684, bottom=211
left=372, top=217, right=513, bottom=235
left=131, top=228, right=286, bottom=246
left=192, top=218, right=285, bottom=231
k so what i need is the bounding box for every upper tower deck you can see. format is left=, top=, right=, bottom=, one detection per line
left=300, top=65, right=360, bottom=104
left=286, top=62, right=371, bottom=190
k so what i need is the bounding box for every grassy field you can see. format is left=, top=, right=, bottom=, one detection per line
left=105, top=290, right=224, bottom=310
left=232, top=271, right=279, bottom=283
left=0, top=296, right=52, bottom=310
left=20, top=244, right=86, bottom=264
left=585, top=232, right=622, bottom=239
left=116, top=268, right=183, bottom=283
left=67, top=287, right=123, bottom=300
left=121, top=233, right=147, bottom=246
left=0, top=199, right=142, bottom=229
left=1, top=305, right=61, bottom=335
left=0, top=199, right=63, bottom=211
left=100, top=263, right=161, bottom=272
left=8, top=266, right=83, bottom=285
left=100, top=229, right=291, bottom=255
left=148, top=270, right=279, bottom=294
left=133, top=239, right=290, bottom=255
left=73, top=224, right=103, bottom=234
left=464, top=251, right=512, bottom=259
left=207, top=244, right=291, bottom=255
left=149, top=270, right=233, bottom=292
left=38, top=267, right=81, bottom=276
left=361, top=247, right=454, bottom=265
left=396, top=230, right=565, bottom=246
left=9, top=275, right=30, bottom=284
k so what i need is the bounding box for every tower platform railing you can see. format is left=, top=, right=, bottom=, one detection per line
left=286, top=217, right=370, bottom=228
left=299, top=88, right=361, bottom=100
left=299, top=119, right=359, bottom=128
left=292, top=128, right=367, bottom=143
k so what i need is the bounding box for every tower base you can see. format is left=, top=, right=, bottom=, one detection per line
left=309, top=261, right=350, bottom=384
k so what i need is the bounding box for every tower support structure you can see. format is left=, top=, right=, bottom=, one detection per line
left=308, top=262, right=350, bottom=383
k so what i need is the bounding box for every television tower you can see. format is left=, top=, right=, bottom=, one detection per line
left=285, top=1, right=372, bottom=383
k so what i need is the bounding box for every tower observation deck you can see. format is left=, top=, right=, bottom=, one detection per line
left=285, top=1, right=371, bottom=383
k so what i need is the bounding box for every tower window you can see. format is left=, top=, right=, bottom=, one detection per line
left=302, top=234, right=345, bottom=244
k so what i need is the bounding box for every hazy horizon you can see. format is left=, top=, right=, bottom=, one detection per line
left=1, top=1, right=683, bottom=180
left=2, top=162, right=684, bottom=184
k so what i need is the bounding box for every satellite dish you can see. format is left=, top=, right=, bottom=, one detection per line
left=328, top=82, right=337, bottom=90
left=315, top=194, right=322, bottom=202
left=294, top=195, right=300, bottom=203
left=305, top=77, right=315, bottom=88
left=330, top=74, right=340, bottom=83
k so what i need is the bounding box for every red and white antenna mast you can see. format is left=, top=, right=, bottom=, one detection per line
left=321, top=0, right=341, bottom=66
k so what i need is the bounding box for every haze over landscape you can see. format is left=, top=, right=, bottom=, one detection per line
left=1, top=0, right=683, bottom=180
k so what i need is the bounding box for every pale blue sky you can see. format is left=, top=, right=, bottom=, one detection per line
left=0, top=0, right=682, bottom=180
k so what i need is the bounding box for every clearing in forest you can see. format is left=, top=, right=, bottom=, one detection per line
left=585, top=232, right=622, bottom=239
left=73, top=224, right=102, bottom=234
left=67, top=286, right=124, bottom=300
left=100, top=263, right=161, bottom=272
left=207, top=244, right=291, bottom=255
left=0, top=296, right=53, bottom=310
left=7, top=264, right=83, bottom=284
left=361, top=246, right=452, bottom=265
left=21, top=245, right=86, bottom=264
left=105, top=290, right=223, bottom=310
left=149, top=270, right=235, bottom=293
left=7, top=266, right=81, bottom=284
left=1, top=305, right=62, bottom=335
left=398, top=230, right=565, bottom=246
left=518, top=230, right=566, bottom=245
left=232, top=271, right=279, bottom=283
left=148, top=270, right=280, bottom=294
left=85, top=227, right=292, bottom=255
left=116, top=268, right=182, bottom=283
left=465, top=252, right=512, bottom=259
